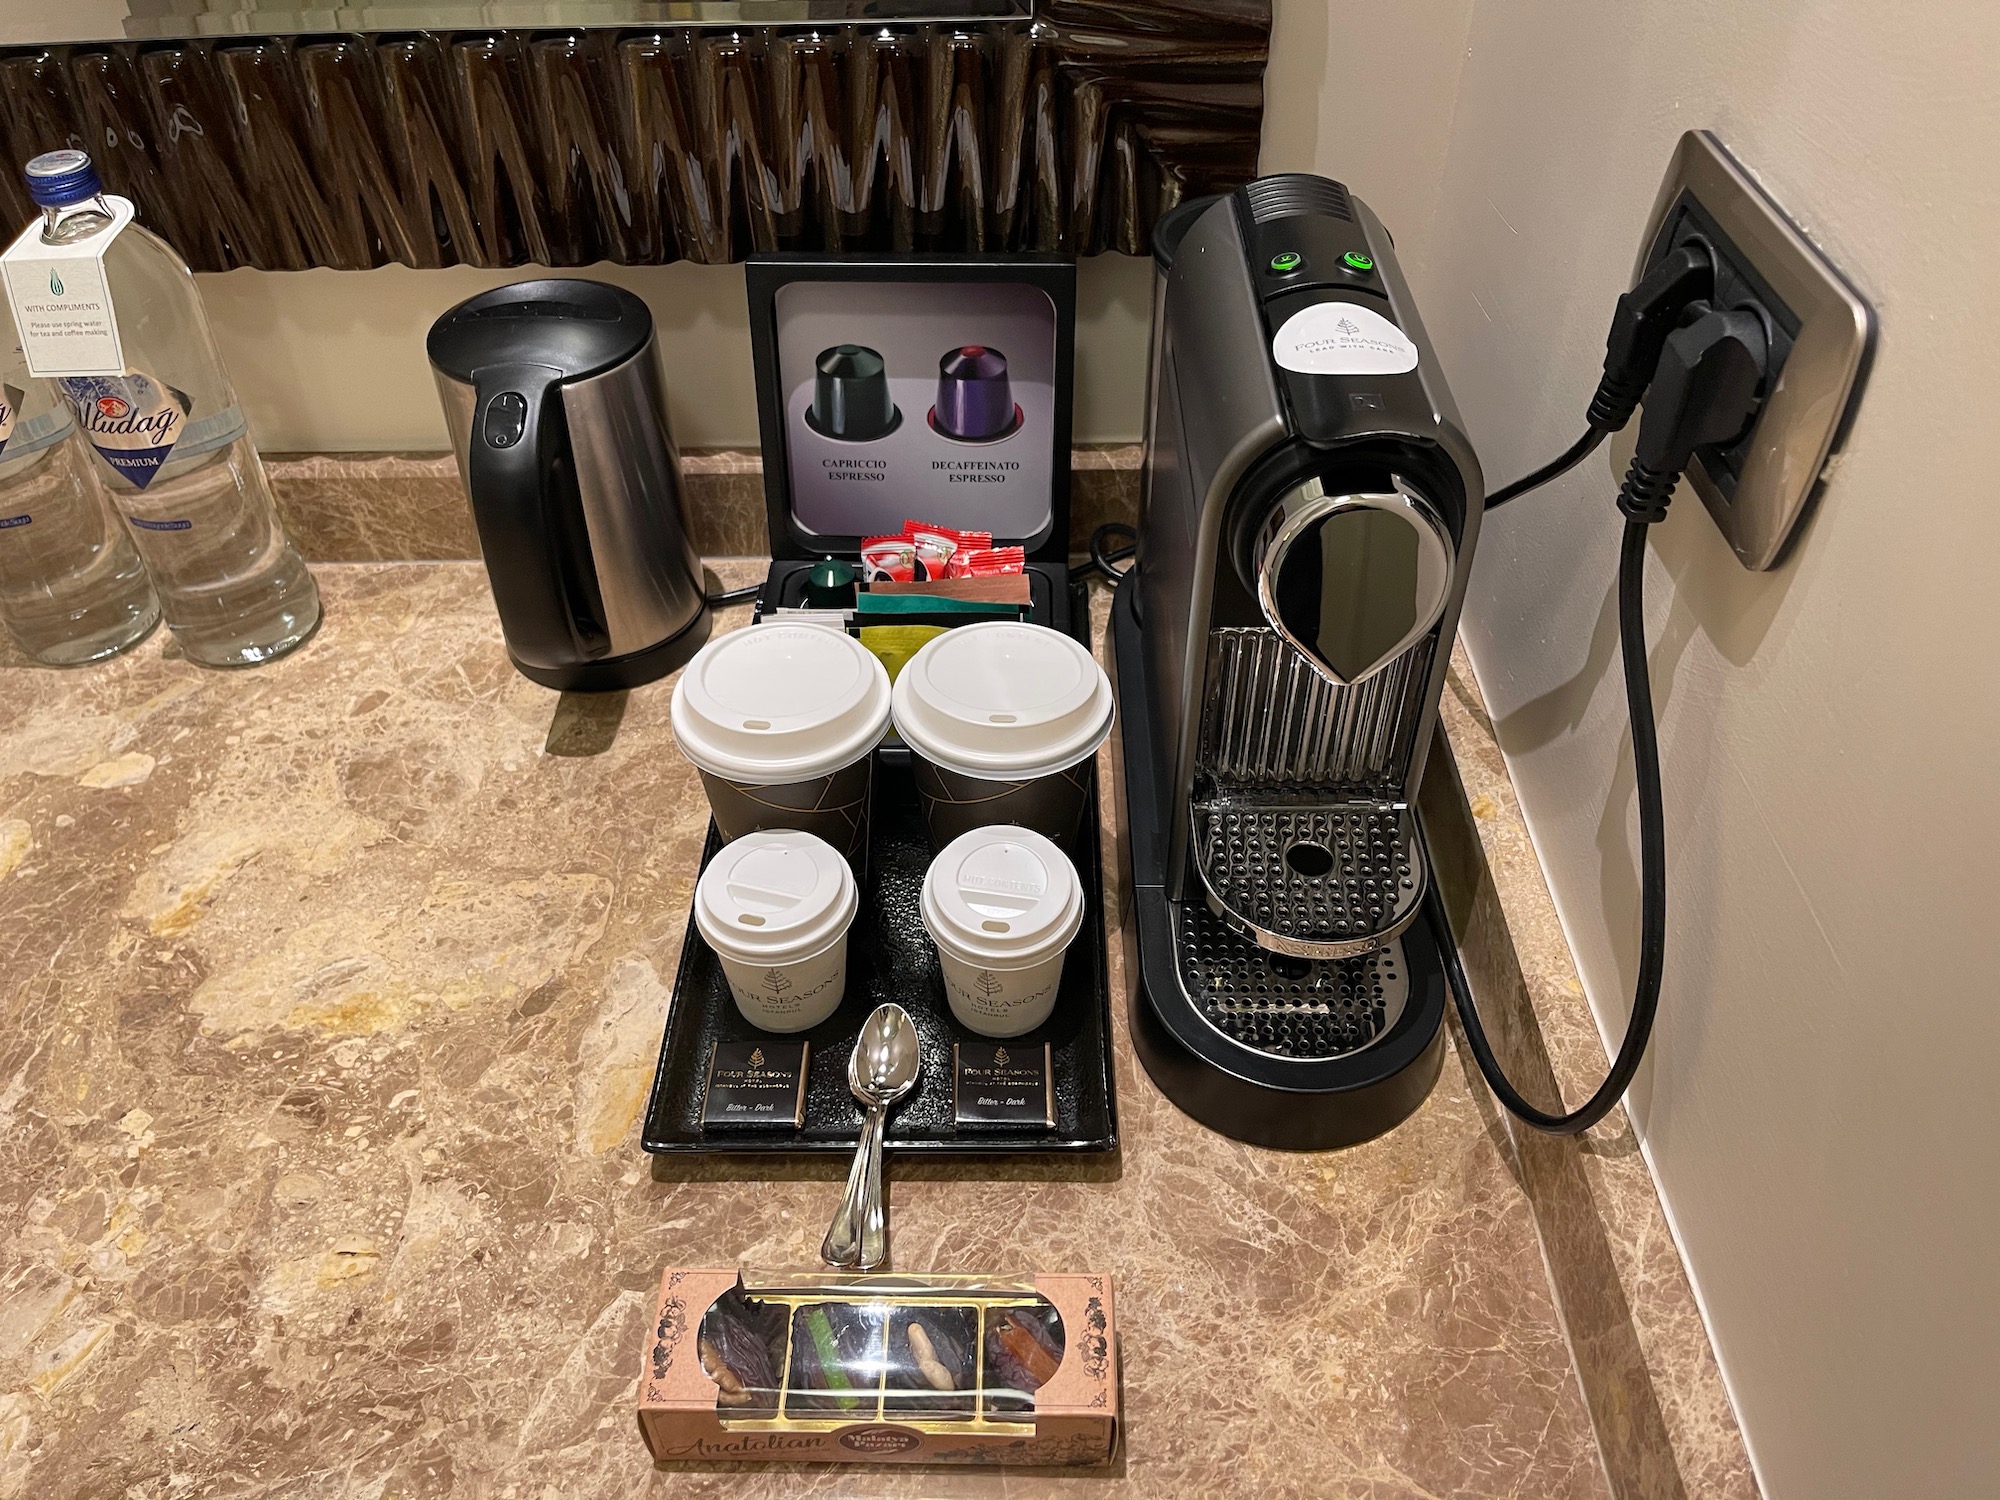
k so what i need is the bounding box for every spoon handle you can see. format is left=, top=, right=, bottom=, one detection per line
left=821, top=1103, right=882, bottom=1268
left=857, top=1101, right=889, bottom=1271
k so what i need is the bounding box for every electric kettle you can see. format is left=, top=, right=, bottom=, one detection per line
left=428, top=279, right=708, bottom=691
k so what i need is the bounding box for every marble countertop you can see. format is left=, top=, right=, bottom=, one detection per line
left=0, top=559, right=1749, bottom=1498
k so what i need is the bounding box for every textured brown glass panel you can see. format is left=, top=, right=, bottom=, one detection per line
left=842, top=28, right=920, bottom=251
left=66, top=48, right=196, bottom=256
left=452, top=34, right=552, bottom=268
left=621, top=31, right=713, bottom=266
left=0, top=51, right=81, bottom=238
left=530, top=31, right=644, bottom=266
left=295, top=38, right=426, bottom=268
left=376, top=33, right=482, bottom=268
left=695, top=30, right=779, bottom=260
left=215, top=41, right=347, bottom=269
left=0, top=5, right=1267, bottom=270
left=136, top=44, right=273, bottom=270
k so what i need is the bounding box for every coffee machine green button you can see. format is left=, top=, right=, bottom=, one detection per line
left=1342, top=250, right=1375, bottom=272
left=1269, top=251, right=1303, bottom=273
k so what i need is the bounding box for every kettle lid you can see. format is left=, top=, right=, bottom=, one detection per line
left=426, top=278, right=652, bottom=382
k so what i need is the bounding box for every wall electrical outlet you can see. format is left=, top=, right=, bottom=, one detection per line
left=1633, top=132, right=1874, bottom=570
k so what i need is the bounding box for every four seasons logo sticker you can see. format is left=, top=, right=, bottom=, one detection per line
left=1271, top=300, right=1419, bottom=376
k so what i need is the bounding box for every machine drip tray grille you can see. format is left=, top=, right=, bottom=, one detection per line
left=1192, top=798, right=1425, bottom=958
left=1178, top=903, right=1407, bottom=1058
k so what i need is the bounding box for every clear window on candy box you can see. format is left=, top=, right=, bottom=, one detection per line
left=696, top=1277, right=1067, bottom=1427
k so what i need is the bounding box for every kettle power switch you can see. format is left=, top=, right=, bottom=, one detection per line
left=483, top=391, right=528, bottom=448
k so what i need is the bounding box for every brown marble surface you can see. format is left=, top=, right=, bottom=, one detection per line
left=265, top=452, right=475, bottom=563
left=0, top=560, right=1747, bottom=1498
left=1427, top=650, right=1758, bottom=1500
left=267, top=447, right=1143, bottom=566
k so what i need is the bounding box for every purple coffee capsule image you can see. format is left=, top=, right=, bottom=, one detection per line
left=806, top=344, right=900, bottom=441
left=929, top=345, right=1023, bottom=443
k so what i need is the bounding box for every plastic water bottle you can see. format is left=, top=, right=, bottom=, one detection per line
left=12, top=150, right=318, bottom=667
left=0, top=344, right=159, bottom=664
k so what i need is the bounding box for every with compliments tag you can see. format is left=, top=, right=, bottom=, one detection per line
left=0, top=196, right=136, bottom=378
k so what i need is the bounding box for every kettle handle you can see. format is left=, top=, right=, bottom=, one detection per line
left=465, top=362, right=612, bottom=668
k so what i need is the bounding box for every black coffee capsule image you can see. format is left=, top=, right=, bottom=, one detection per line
left=807, top=344, right=900, bottom=441
left=929, top=345, right=1022, bottom=442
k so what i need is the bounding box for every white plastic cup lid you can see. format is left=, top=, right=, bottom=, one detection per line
left=695, top=830, right=859, bottom=966
left=891, top=621, right=1113, bottom=780
left=673, top=624, right=891, bottom=785
left=921, top=824, right=1084, bottom=968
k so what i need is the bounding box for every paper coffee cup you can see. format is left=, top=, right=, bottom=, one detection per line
left=695, top=830, right=859, bottom=1032
left=672, top=623, right=892, bottom=861
left=891, top=621, right=1113, bottom=848
left=921, top=824, right=1084, bottom=1038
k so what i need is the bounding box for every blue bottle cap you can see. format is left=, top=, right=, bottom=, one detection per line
left=24, top=150, right=103, bottom=209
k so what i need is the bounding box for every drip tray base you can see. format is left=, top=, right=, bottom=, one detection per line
left=1179, top=901, right=1408, bottom=1059
left=1192, top=796, right=1425, bottom=958
left=1114, top=575, right=1447, bottom=1150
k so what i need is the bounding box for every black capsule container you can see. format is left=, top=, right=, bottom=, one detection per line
left=806, top=343, right=900, bottom=441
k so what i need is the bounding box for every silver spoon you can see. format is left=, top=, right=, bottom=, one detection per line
left=821, top=1004, right=920, bottom=1270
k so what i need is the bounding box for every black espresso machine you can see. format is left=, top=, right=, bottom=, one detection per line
left=1112, top=174, right=1483, bottom=1149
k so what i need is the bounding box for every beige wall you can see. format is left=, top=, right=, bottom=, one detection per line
left=1266, top=1, right=2000, bottom=1496
left=1259, top=0, right=1474, bottom=288
left=0, top=2, right=127, bottom=45
left=194, top=253, right=1154, bottom=451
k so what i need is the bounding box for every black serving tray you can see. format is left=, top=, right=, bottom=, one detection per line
left=640, top=570, right=1116, bottom=1157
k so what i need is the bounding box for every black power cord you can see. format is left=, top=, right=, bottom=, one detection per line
left=1088, top=521, right=1137, bottom=583
left=1450, top=299, right=1768, bottom=1134
left=1483, top=243, right=1715, bottom=511
left=1483, top=427, right=1607, bottom=510
left=706, top=581, right=763, bottom=608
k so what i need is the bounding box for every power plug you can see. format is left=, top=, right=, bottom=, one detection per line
left=1631, top=132, right=1872, bottom=568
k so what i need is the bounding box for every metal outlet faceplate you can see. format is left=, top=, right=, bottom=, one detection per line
left=1636, top=131, right=1874, bottom=570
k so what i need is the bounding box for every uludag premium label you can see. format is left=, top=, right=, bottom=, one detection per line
left=0, top=196, right=137, bottom=378
left=56, top=371, right=189, bottom=490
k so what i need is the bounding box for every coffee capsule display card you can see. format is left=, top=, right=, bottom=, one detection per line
left=771, top=280, right=1055, bottom=538
left=746, top=257, right=1076, bottom=565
